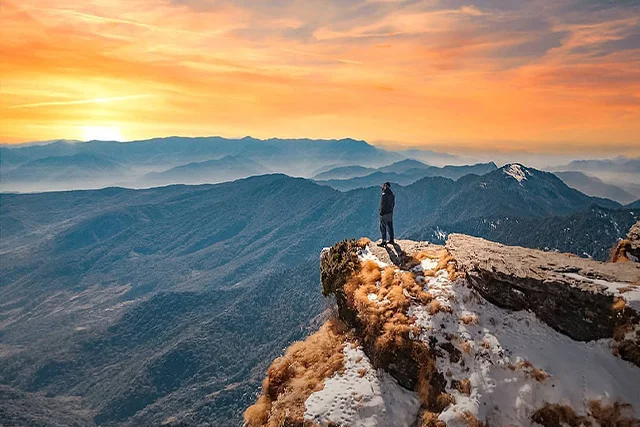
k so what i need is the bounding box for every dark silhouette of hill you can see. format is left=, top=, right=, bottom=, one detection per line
left=0, top=167, right=626, bottom=426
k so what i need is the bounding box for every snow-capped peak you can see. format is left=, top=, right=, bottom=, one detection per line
left=503, top=163, right=530, bottom=183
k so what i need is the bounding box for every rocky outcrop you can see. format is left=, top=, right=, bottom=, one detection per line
left=246, top=235, right=640, bottom=427
left=612, top=221, right=640, bottom=263
left=447, top=234, right=639, bottom=341
left=320, top=240, right=442, bottom=391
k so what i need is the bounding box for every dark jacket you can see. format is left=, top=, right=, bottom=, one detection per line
left=380, top=188, right=395, bottom=215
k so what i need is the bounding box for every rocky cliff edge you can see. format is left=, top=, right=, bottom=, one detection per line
left=244, top=231, right=640, bottom=427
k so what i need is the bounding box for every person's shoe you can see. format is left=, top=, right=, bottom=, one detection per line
left=388, top=240, right=395, bottom=245
left=377, top=240, right=387, bottom=247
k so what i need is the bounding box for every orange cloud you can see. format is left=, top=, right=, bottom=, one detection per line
left=1, top=0, right=639, bottom=155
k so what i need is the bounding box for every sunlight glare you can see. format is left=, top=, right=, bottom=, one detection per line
left=82, top=126, right=124, bottom=141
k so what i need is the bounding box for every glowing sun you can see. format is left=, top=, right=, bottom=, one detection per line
left=82, top=126, right=124, bottom=141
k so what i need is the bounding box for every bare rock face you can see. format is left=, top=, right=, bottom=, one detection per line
left=447, top=234, right=639, bottom=340
left=446, top=234, right=640, bottom=366
left=612, top=221, right=640, bottom=263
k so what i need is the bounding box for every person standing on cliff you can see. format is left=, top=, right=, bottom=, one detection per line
left=378, top=182, right=395, bottom=246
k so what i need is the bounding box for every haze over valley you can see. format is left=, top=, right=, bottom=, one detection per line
left=2, top=137, right=639, bottom=204
left=2, top=137, right=639, bottom=425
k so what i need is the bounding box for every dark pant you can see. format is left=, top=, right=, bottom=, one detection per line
left=380, top=213, right=394, bottom=242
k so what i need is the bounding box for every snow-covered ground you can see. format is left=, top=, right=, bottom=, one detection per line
left=304, top=344, right=421, bottom=426
left=306, top=244, right=640, bottom=426
left=409, top=269, right=640, bottom=425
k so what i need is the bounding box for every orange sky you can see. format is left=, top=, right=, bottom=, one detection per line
left=1, top=0, right=639, bottom=154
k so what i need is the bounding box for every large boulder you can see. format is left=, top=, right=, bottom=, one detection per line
left=447, top=234, right=639, bottom=341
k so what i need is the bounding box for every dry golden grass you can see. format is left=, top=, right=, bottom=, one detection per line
left=434, top=393, right=456, bottom=412
left=613, top=323, right=633, bottom=341
left=438, top=254, right=460, bottom=281
left=588, top=400, right=637, bottom=427
left=345, top=261, right=439, bottom=359
left=519, top=360, right=550, bottom=382
left=458, top=411, right=486, bottom=427
left=617, top=285, right=638, bottom=294
left=421, top=411, right=446, bottom=427
left=427, top=299, right=453, bottom=315
left=456, top=378, right=471, bottom=396
left=610, top=239, right=632, bottom=263
left=403, top=250, right=437, bottom=270
left=357, top=237, right=372, bottom=247
left=340, top=250, right=462, bottom=417
left=533, top=400, right=638, bottom=427
left=531, top=403, right=591, bottom=427
left=460, top=314, right=478, bottom=325
left=611, top=308, right=640, bottom=366
left=404, top=249, right=457, bottom=276
left=243, top=320, right=350, bottom=427
left=612, top=298, right=627, bottom=311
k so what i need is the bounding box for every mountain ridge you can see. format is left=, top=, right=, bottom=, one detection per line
left=0, top=167, right=632, bottom=426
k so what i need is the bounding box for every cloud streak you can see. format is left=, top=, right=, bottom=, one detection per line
left=9, top=95, right=154, bottom=109
left=1, top=0, right=639, bottom=154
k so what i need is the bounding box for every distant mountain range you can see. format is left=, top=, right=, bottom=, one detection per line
left=312, top=165, right=378, bottom=181
left=549, top=157, right=640, bottom=199
left=3, top=139, right=639, bottom=198
left=1, top=152, right=128, bottom=189
left=136, top=155, right=271, bottom=187
left=551, top=157, right=640, bottom=174
left=314, top=160, right=498, bottom=191
left=0, top=163, right=630, bottom=426
left=0, top=137, right=404, bottom=192
left=393, top=148, right=465, bottom=166
left=554, top=171, right=637, bottom=205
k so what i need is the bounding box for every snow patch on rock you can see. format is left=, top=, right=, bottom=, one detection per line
left=504, top=164, right=529, bottom=183
left=358, top=245, right=388, bottom=268
left=411, top=257, right=439, bottom=273
left=563, top=272, right=640, bottom=310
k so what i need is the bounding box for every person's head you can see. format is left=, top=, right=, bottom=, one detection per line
left=382, top=182, right=391, bottom=191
